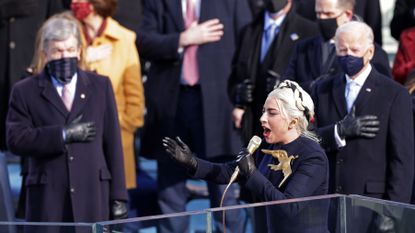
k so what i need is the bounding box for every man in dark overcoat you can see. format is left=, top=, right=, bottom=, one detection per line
left=228, top=0, right=319, bottom=145
left=313, top=21, right=414, bottom=232
left=138, top=0, right=251, bottom=232
left=6, top=16, right=128, bottom=228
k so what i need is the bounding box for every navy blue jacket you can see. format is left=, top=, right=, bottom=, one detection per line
left=194, top=136, right=329, bottom=233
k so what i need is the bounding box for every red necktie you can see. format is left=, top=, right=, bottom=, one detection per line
left=61, top=84, right=73, bottom=111
left=182, top=0, right=199, bottom=86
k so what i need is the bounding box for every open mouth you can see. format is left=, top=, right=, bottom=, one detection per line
left=263, top=126, right=271, bottom=138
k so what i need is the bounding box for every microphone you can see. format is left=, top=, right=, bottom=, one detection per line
left=219, top=136, right=262, bottom=228
left=220, top=136, right=262, bottom=204
left=237, top=135, right=262, bottom=162
left=232, top=135, right=262, bottom=179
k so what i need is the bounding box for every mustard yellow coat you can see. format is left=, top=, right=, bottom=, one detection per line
left=84, top=17, right=144, bottom=189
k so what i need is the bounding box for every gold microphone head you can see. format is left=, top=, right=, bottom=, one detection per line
left=247, top=135, right=262, bottom=154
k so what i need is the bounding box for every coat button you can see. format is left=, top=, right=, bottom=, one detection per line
left=70, top=188, right=75, bottom=193
left=69, top=156, right=74, bottom=161
left=9, top=17, right=15, bottom=23
left=9, top=41, right=16, bottom=49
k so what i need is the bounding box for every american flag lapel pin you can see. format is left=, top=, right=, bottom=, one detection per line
left=290, top=33, right=299, bottom=41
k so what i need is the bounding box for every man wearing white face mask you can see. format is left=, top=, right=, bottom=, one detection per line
left=312, top=21, right=414, bottom=232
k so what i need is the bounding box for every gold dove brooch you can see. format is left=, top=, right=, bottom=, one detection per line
left=262, top=149, right=299, bottom=188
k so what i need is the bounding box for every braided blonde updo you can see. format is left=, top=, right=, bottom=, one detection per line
left=267, top=80, right=318, bottom=141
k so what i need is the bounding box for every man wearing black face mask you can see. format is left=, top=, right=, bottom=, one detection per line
left=6, top=16, right=128, bottom=227
left=312, top=21, right=414, bottom=232
left=228, top=0, right=318, bottom=145
left=283, top=0, right=390, bottom=94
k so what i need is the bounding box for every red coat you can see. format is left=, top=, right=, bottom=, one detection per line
left=392, top=27, right=415, bottom=84
left=6, top=69, right=127, bottom=223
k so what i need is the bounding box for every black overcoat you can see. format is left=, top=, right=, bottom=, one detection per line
left=6, top=69, right=128, bottom=223
left=228, top=8, right=319, bottom=143
left=312, top=68, right=414, bottom=203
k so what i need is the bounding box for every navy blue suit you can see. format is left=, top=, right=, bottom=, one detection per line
left=6, top=69, right=127, bottom=224
left=312, top=67, right=414, bottom=203
left=284, top=36, right=391, bottom=93
left=194, top=136, right=330, bottom=233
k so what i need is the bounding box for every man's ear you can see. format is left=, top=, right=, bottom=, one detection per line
left=344, top=9, right=354, bottom=21
left=338, top=9, right=354, bottom=25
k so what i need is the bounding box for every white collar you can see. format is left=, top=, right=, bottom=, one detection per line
left=264, top=11, right=286, bottom=31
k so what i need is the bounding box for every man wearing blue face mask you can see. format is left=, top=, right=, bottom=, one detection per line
left=6, top=16, right=128, bottom=228
left=312, top=21, right=414, bottom=232
left=283, top=0, right=390, bottom=94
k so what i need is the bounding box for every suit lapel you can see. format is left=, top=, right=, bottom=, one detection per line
left=332, top=73, right=348, bottom=117
left=39, top=71, right=68, bottom=117
left=67, top=70, right=91, bottom=122
left=164, top=0, right=184, bottom=30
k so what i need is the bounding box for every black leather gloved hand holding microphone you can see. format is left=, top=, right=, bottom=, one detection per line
left=337, top=106, right=380, bottom=139
left=236, top=148, right=257, bottom=178
left=220, top=136, right=262, bottom=208
left=233, top=135, right=262, bottom=180
left=63, top=115, right=96, bottom=143
left=162, top=137, right=198, bottom=173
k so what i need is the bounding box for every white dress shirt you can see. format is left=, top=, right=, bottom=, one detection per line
left=335, top=64, right=372, bottom=148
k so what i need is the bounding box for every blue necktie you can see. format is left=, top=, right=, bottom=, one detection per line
left=260, top=24, right=279, bottom=62
left=345, top=81, right=359, bottom=112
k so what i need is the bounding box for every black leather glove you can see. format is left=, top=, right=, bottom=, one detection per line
left=111, top=200, right=128, bottom=220
left=265, top=70, right=281, bottom=93
left=63, top=115, right=96, bottom=143
left=236, top=148, right=256, bottom=178
left=337, top=107, right=380, bottom=139
left=162, top=137, right=198, bottom=173
left=235, top=80, right=254, bottom=106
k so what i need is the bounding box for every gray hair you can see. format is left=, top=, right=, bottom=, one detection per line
left=268, top=80, right=318, bottom=142
left=41, top=17, right=81, bottom=52
left=335, top=21, right=374, bottom=48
